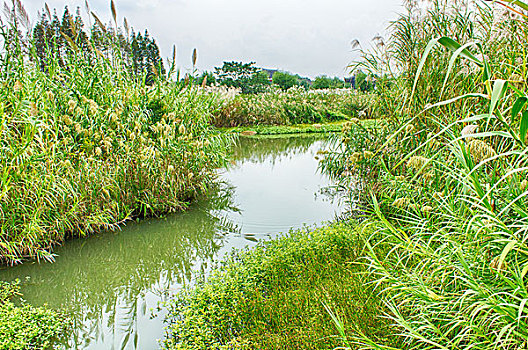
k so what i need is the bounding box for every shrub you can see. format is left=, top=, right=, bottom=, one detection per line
left=0, top=281, right=66, bottom=350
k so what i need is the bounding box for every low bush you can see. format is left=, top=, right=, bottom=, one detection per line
left=0, top=281, right=66, bottom=350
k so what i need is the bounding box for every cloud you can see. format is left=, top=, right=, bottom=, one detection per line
left=23, top=0, right=403, bottom=78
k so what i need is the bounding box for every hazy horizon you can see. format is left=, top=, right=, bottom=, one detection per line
left=24, top=0, right=403, bottom=79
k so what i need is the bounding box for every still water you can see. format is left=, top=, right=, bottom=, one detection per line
left=0, top=135, right=344, bottom=349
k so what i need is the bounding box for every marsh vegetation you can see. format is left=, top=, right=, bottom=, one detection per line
left=3, top=0, right=528, bottom=349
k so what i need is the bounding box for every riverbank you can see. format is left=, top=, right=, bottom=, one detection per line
left=1, top=134, right=345, bottom=349
left=163, top=222, right=398, bottom=350
left=222, top=119, right=381, bottom=136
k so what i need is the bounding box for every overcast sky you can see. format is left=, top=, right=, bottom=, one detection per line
left=24, top=0, right=403, bottom=78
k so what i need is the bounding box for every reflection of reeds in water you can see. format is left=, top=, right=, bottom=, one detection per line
left=230, top=134, right=331, bottom=166
left=1, top=178, right=242, bottom=349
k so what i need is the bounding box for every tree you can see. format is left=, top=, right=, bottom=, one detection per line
left=32, top=13, right=49, bottom=69
left=31, top=4, right=165, bottom=83
left=355, top=71, right=375, bottom=91
left=129, top=30, right=165, bottom=84
left=214, top=61, right=270, bottom=94
left=272, top=71, right=299, bottom=90
left=312, top=75, right=332, bottom=89
left=312, top=75, right=345, bottom=90
left=73, top=8, right=90, bottom=54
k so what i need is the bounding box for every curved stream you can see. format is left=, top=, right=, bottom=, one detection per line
left=0, top=135, right=345, bottom=349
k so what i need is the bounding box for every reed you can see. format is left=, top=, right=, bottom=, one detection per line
left=320, top=0, right=528, bottom=348
left=212, top=87, right=376, bottom=127
left=0, top=2, right=232, bottom=264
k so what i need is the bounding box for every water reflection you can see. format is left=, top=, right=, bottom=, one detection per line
left=1, top=183, right=238, bottom=349
left=232, top=134, right=326, bottom=164
left=0, top=135, right=344, bottom=349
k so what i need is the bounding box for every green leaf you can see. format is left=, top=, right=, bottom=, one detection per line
left=520, top=110, right=528, bottom=143
left=521, top=262, right=528, bottom=279
left=489, top=80, right=508, bottom=118
left=502, top=0, right=528, bottom=12
left=120, top=332, right=131, bottom=350
left=512, top=96, right=527, bottom=121
left=408, top=37, right=441, bottom=105
left=438, top=37, right=483, bottom=66
left=441, top=41, right=480, bottom=98
left=497, top=240, right=517, bottom=273
left=423, top=93, right=488, bottom=112
left=483, top=59, right=492, bottom=87
left=518, top=299, right=528, bottom=326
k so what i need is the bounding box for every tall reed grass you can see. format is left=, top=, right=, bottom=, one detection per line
left=212, top=87, right=375, bottom=127
left=321, top=0, right=528, bottom=348
left=0, top=2, right=231, bottom=264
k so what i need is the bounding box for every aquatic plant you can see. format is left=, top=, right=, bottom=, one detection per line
left=0, top=280, right=66, bottom=350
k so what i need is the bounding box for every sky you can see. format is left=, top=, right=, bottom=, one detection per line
left=24, top=0, right=403, bottom=79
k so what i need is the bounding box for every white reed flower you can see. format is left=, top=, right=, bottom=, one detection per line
left=179, top=124, right=186, bottom=135
left=461, top=124, right=478, bottom=141
left=407, top=156, right=429, bottom=173
left=29, top=102, right=38, bottom=117
left=14, top=80, right=23, bottom=92
left=392, top=197, right=410, bottom=208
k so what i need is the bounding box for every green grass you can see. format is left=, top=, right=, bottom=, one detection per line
left=163, top=222, right=398, bottom=350
left=223, top=121, right=345, bottom=135
left=221, top=119, right=382, bottom=136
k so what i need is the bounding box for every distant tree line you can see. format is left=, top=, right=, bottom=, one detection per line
left=197, top=61, right=374, bottom=94
left=32, top=6, right=165, bottom=84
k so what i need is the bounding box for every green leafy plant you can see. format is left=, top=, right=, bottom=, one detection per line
left=163, top=223, right=397, bottom=350
left=0, top=281, right=66, bottom=350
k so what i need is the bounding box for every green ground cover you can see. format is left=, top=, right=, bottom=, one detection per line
left=222, top=120, right=381, bottom=136
left=163, top=223, right=397, bottom=350
left=0, top=281, right=65, bottom=350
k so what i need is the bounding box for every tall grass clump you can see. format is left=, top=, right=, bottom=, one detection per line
left=0, top=3, right=231, bottom=264
left=320, top=0, right=528, bottom=348
left=212, top=87, right=376, bottom=127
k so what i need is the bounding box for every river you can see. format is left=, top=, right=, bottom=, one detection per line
left=0, top=135, right=345, bottom=349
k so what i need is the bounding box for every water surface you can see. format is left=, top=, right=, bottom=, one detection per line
left=0, top=135, right=344, bottom=349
